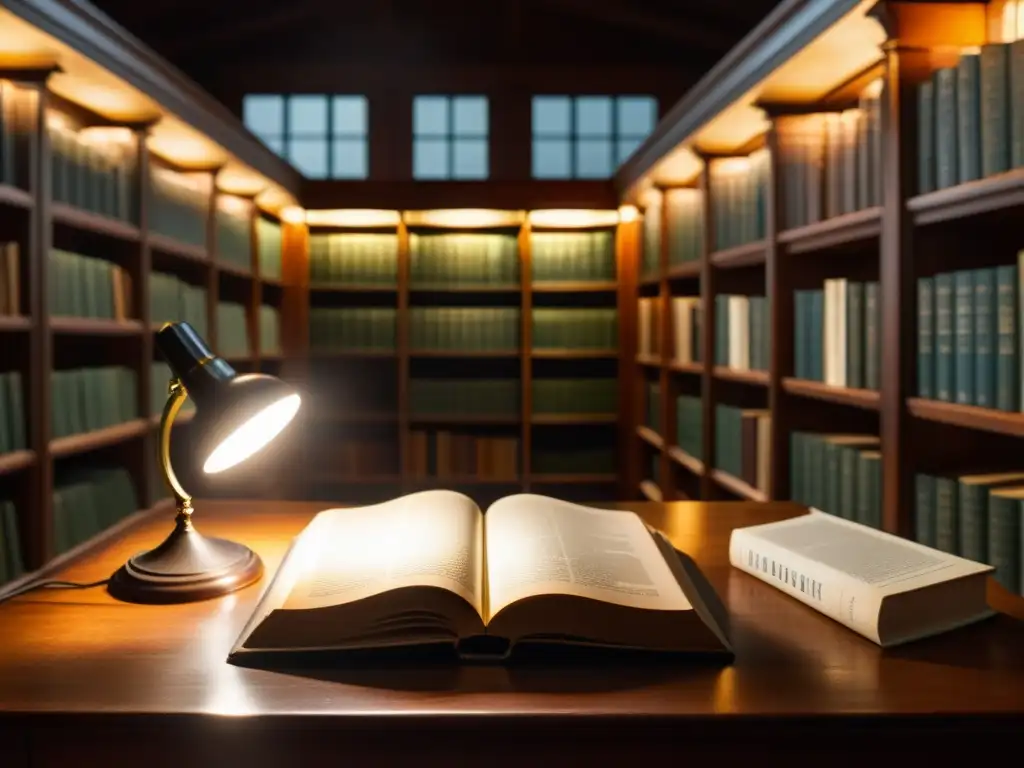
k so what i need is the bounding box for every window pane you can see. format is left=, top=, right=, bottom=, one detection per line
left=616, top=136, right=644, bottom=166
left=532, top=139, right=571, bottom=178
left=453, top=96, right=488, bottom=136
left=453, top=138, right=487, bottom=179
left=414, top=96, right=449, bottom=136
left=617, top=96, right=657, bottom=137
left=289, top=95, right=328, bottom=135
left=332, top=95, right=367, bottom=135
left=414, top=138, right=449, bottom=179
left=575, top=96, right=612, bottom=137
left=532, top=96, right=571, bottom=136
left=288, top=137, right=328, bottom=178
left=332, top=138, right=368, bottom=179
left=575, top=138, right=613, bottom=178
left=243, top=95, right=283, bottom=137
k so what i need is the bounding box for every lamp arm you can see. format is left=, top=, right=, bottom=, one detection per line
left=159, top=379, right=193, bottom=519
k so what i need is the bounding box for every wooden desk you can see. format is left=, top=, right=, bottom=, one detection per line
left=1, top=500, right=1022, bottom=767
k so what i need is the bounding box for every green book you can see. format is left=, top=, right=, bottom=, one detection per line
left=865, top=282, right=880, bottom=391
left=846, top=282, right=864, bottom=389
left=917, top=80, right=936, bottom=194
left=956, top=52, right=982, bottom=183
left=915, top=474, right=936, bottom=547
left=917, top=277, right=934, bottom=399
left=956, top=472, right=1024, bottom=564
left=988, top=486, right=1024, bottom=592
left=934, top=273, right=955, bottom=402
left=972, top=268, right=996, bottom=408
left=953, top=270, right=974, bottom=405
left=980, top=43, right=1011, bottom=177
left=1010, top=39, right=1024, bottom=168
left=934, top=476, right=959, bottom=554
left=995, top=264, right=1018, bottom=411
left=934, top=67, right=959, bottom=189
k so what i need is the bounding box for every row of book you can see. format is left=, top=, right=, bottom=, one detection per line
left=150, top=362, right=196, bottom=418
left=53, top=466, right=138, bottom=556
left=790, top=432, right=882, bottom=529
left=714, top=294, right=770, bottom=372
left=532, top=378, right=616, bottom=415
left=409, top=379, right=520, bottom=417
left=676, top=394, right=703, bottom=462
left=0, top=371, right=26, bottom=455
left=49, top=119, right=135, bottom=223
left=49, top=249, right=133, bottom=321
left=795, top=279, right=881, bottom=388
left=409, top=307, right=520, bottom=351
left=914, top=471, right=1024, bottom=595
left=532, top=308, right=618, bottom=350
left=709, top=150, right=769, bottom=251
left=257, top=218, right=283, bottom=281
left=918, top=265, right=1017, bottom=409
left=149, top=272, right=208, bottom=336
left=406, top=431, right=520, bottom=481
left=531, top=231, right=616, bottom=282
left=51, top=366, right=137, bottom=440
left=715, top=404, right=771, bottom=494
left=918, top=44, right=1024, bottom=195
left=260, top=305, right=281, bottom=354
left=0, top=500, right=22, bottom=584
left=309, top=233, right=399, bottom=286
left=775, top=82, right=883, bottom=231
left=215, top=200, right=252, bottom=269
left=0, top=243, right=18, bottom=317
left=0, top=83, right=26, bottom=189
left=636, top=297, right=704, bottom=363
left=310, top=308, right=397, bottom=352
left=641, top=189, right=705, bottom=276
left=217, top=301, right=250, bottom=359
left=149, top=168, right=209, bottom=248
left=533, top=446, right=616, bottom=476
left=410, top=234, right=519, bottom=286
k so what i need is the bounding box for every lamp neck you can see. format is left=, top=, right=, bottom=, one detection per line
left=159, top=379, right=193, bottom=518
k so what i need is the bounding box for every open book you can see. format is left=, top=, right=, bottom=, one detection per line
left=729, top=509, right=995, bottom=647
left=231, top=491, right=732, bottom=661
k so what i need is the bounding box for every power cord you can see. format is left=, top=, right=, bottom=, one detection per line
left=0, top=578, right=110, bottom=606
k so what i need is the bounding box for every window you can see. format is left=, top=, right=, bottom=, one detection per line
left=531, top=95, right=657, bottom=179
left=413, top=95, right=488, bottom=180
left=242, top=94, right=368, bottom=180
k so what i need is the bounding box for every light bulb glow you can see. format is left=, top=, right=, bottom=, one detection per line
left=203, top=394, right=301, bottom=474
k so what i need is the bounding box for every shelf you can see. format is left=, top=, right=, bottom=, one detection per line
left=149, top=233, right=208, bottom=263
left=0, top=315, right=31, bottom=332
left=714, top=366, right=769, bottom=386
left=636, top=425, right=664, bottom=449
left=666, top=359, right=703, bottom=374
left=409, top=283, right=520, bottom=293
left=907, top=398, right=1024, bottom=438
left=309, top=283, right=396, bottom=293
left=530, top=473, right=617, bottom=484
left=0, top=449, right=35, bottom=477
left=0, top=183, right=32, bottom=210
left=51, top=203, right=141, bottom=241
left=530, top=413, right=617, bottom=425
left=709, top=240, right=766, bottom=269
left=783, top=378, right=881, bottom=410
left=668, top=446, right=704, bottom=476
left=636, top=353, right=661, bottom=367
left=666, top=260, right=702, bottom=279
left=531, top=281, right=617, bottom=292
left=908, top=168, right=1024, bottom=226
left=50, top=317, right=144, bottom=336
left=710, top=469, right=767, bottom=502
left=309, top=349, right=397, bottom=359
left=217, top=261, right=253, bottom=279
left=639, top=479, right=663, bottom=501
left=778, top=207, right=882, bottom=254
left=410, top=349, right=519, bottom=358
left=409, top=414, right=520, bottom=425
left=50, top=418, right=150, bottom=459
left=531, top=348, right=618, bottom=359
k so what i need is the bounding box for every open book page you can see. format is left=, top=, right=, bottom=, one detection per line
left=483, top=494, right=692, bottom=621
left=729, top=510, right=992, bottom=643
left=280, top=490, right=484, bottom=616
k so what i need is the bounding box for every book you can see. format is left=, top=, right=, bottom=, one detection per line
left=230, top=491, right=732, bottom=661
left=729, top=509, right=994, bottom=647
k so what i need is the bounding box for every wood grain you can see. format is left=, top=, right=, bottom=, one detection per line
left=1, top=499, right=1022, bottom=765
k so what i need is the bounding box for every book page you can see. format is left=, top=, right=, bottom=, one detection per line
left=280, top=490, right=484, bottom=616
left=484, top=494, right=692, bottom=620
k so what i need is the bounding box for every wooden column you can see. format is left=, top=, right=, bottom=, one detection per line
left=616, top=215, right=641, bottom=499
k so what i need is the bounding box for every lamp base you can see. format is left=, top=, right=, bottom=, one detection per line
left=108, top=511, right=263, bottom=604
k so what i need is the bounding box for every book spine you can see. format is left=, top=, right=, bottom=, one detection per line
left=973, top=268, right=996, bottom=408
left=865, top=282, right=880, bottom=391
left=935, top=67, right=959, bottom=189
left=917, top=81, right=936, bottom=194
left=996, top=264, right=1018, bottom=411
left=917, top=277, right=934, bottom=399
left=956, top=482, right=988, bottom=564
left=935, top=477, right=959, bottom=555
left=980, top=44, right=1011, bottom=177
left=953, top=270, right=974, bottom=405
left=914, top=474, right=936, bottom=547
left=934, top=273, right=955, bottom=402
left=1011, top=40, right=1024, bottom=169
left=987, top=496, right=1021, bottom=592
left=956, top=53, right=982, bottom=184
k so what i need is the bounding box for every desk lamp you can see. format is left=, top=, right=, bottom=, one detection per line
left=109, top=322, right=301, bottom=603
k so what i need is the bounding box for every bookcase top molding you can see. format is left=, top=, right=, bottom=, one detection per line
left=0, top=0, right=300, bottom=212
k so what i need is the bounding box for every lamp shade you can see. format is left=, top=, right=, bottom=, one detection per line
left=155, top=322, right=301, bottom=474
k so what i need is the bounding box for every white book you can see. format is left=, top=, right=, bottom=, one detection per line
left=672, top=297, right=695, bottom=363
left=729, top=510, right=994, bottom=647
left=727, top=295, right=750, bottom=371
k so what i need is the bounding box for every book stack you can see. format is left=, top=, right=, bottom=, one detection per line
left=215, top=196, right=252, bottom=270
left=714, top=294, right=769, bottom=372
left=150, top=362, right=195, bottom=418
left=48, top=250, right=133, bottom=320
left=0, top=371, right=26, bottom=455
left=715, top=405, right=771, bottom=493
left=52, top=466, right=137, bottom=555
left=406, top=431, right=519, bottom=481
left=409, top=379, right=519, bottom=418
left=917, top=264, right=1018, bottom=409
left=670, top=297, right=702, bottom=364
left=646, top=381, right=660, bottom=432
left=0, top=500, right=22, bottom=584
left=790, top=432, right=881, bottom=527
left=531, top=308, right=618, bottom=350
left=309, top=307, right=397, bottom=352
left=642, top=196, right=661, bottom=277
left=637, top=297, right=660, bottom=357
left=149, top=272, right=207, bottom=336
left=409, top=307, right=519, bottom=352
left=257, top=218, right=282, bottom=281
left=259, top=305, right=281, bottom=355
left=532, top=379, right=617, bottom=415
left=709, top=150, right=769, bottom=250
left=149, top=168, right=209, bottom=248
left=917, top=40, right=1024, bottom=194
left=48, top=118, right=134, bottom=222
left=409, top=233, right=518, bottom=287
left=665, top=188, right=704, bottom=266
left=914, top=471, right=1024, bottom=595
left=309, top=233, right=399, bottom=287
left=0, top=243, right=19, bottom=317
left=530, top=231, right=615, bottom=282
left=50, top=366, right=138, bottom=439
left=794, top=279, right=881, bottom=388
left=217, top=302, right=250, bottom=358
left=676, top=394, right=703, bottom=461
left=532, top=446, right=616, bottom=476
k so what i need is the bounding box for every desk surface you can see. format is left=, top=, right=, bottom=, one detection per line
left=2, top=499, right=1023, bottom=763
